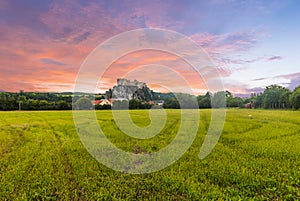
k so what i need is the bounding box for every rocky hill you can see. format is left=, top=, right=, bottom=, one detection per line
left=105, top=79, right=154, bottom=101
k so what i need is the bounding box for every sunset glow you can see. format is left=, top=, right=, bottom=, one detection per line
left=1, top=0, right=300, bottom=95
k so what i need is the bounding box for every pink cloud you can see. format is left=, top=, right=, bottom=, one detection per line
left=278, top=72, right=300, bottom=79
left=267, top=56, right=282, bottom=61
left=190, top=30, right=263, bottom=78
left=98, top=50, right=208, bottom=93
left=0, top=1, right=266, bottom=93
left=191, top=31, right=260, bottom=56
left=251, top=71, right=300, bottom=82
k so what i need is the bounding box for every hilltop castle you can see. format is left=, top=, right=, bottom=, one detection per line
left=105, top=78, right=154, bottom=101
left=116, top=78, right=146, bottom=88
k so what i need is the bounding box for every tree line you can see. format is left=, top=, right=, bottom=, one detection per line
left=163, top=91, right=243, bottom=109
left=0, top=92, right=73, bottom=110
left=162, top=85, right=300, bottom=109
left=1, top=84, right=300, bottom=110
left=245, top=85, right=300, bottom=109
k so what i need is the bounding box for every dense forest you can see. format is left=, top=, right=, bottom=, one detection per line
left=0, top=91, right=73, bottom=110
left=0, top=85, right=300, bottom=110
left=164, top=85, right=300, bottom=109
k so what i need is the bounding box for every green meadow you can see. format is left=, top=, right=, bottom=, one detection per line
left=0, top=109, right=299, bottom=200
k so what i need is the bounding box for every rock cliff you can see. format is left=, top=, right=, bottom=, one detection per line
left=106, top=79, right=154, bottom=101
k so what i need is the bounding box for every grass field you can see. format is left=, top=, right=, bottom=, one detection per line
left=0, top=109, right=299, bottom=200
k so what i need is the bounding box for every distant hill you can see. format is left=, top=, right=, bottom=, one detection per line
left=233, top=93, right=250, bottom=99
left=152, top=92, right=175, bottom=100
left=0, top=89, right=5, bottom=92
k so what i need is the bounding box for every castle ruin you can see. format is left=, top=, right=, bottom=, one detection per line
left=106, top=79, right=154, bottom=101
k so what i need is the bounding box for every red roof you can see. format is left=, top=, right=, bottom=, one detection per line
left=91, top=100, right=103, bottom=105
left=91, top=99, right=113, bottom=105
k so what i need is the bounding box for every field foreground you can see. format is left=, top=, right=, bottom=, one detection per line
left=0, top=109, right=299, bottom=200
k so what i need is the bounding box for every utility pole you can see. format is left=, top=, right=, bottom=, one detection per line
left=19, top=101, right=21, bottom=111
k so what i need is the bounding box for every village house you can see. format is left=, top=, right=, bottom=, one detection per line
left=91, top=99, right=112, bottom=106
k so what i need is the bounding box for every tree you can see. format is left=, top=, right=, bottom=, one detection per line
left=225, top=90, right=232, bottom=98
left=279, top=90, right=291, bottom=109
left=112, top=100, right=128, bottom=110
left=27, top=99, right=38, bottom=110
left=39, top=100, right=50, bottom=110
left=253, top=93, right=263, bottom=108
left=95, top=104, right=111, bottom=110
left=176, top=93, right=198, bottom=109
left=197, top=92, right=211, bottom=108
left=18, top=95, right=26, bottom=111
left=290, top=86, right=300, bottom=110
left=57, top=100, right=71, bottom=110
left=129, top=99, right=142, bottom=109
left=262, top=85, right=290, bottom=109
left=227, top=96, right=244, bottom=107
left=211, top=91, right=226, bottom=108
left=163, top=98, right=179, bottom=109
left=95, top=94, right=105, bottom=100
left=74, top=97, right=93, bottom=110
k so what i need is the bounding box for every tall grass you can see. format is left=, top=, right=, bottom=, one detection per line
left=0, top=109, right=299, bottom=200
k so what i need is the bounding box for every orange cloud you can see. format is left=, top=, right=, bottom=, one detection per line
left=0, top=1, right=263, bottom=94
left=97, top=50, right=210, bottom=94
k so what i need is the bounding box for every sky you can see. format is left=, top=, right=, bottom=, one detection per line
left=0, top=0, right=300, bottom=95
